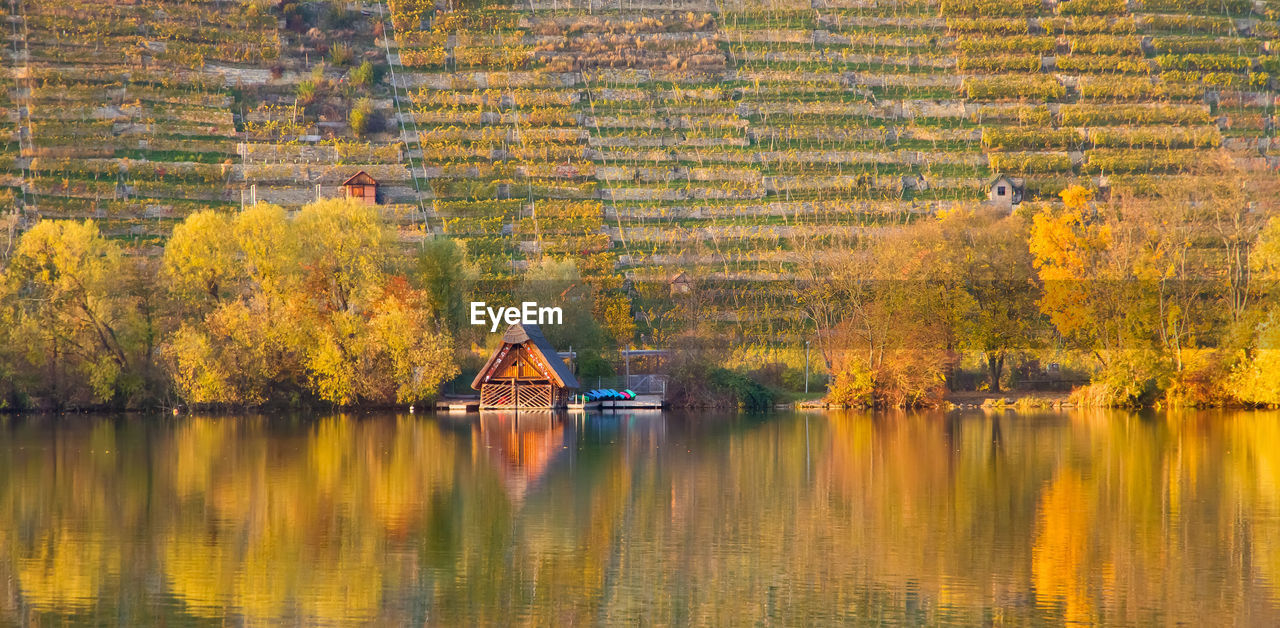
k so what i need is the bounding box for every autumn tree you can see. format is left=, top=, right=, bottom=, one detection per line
left=1230, top=215, right=1280, bottom=405
left=1187, top=157, right=1280, bottom=340
left=164, top=210, right=239, bottom=306
left=929, top=207, right=1042, bottom=392
left=0, top=220, right=158, bottom=406
left=1030, top=186, right=1172, bottom=404
left=1030, top=182, right=1255, bottom=405
left=164, top=200, right=458, bottom=406
left=1, top=205, right=18, bottom=263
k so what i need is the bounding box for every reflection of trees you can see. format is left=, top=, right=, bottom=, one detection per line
left=166, top=415, right=461, bottom=623
left=1032, top=469, right=1095, bottom=624
left=0, top=411, right=1279, bottom=623
left=0, top=415, right=470, bottom=624
left=1226, top=414, right=1280, bottom=606
left=17, top=528, right=120, bottom=612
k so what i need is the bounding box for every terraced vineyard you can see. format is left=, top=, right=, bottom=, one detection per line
left=4, top=0, right=423, bottom=247
left=4, top=0, right=1278, bottom=341
left=7, top=0, right=276, bottom=245
left=388, top=0, right=1278, bottom=283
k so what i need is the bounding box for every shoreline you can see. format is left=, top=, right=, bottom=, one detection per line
left=796, top=390, right=1076, bottom=411
left=943, top=391, right=1075, bottom=409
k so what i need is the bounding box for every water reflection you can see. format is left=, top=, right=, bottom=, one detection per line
left=0, top=410, right=1278, bottom=624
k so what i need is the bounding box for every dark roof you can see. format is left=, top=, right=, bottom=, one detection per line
left=987, top=173, right=1024, bottom=188
left=471, top=323, right=579, bottom=390
left=342, top=171, right=377, bottom=186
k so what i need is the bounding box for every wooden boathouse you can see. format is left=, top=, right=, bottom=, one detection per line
left=472, top=323, right=578, bottom=409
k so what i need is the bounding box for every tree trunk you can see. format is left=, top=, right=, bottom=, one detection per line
left=987, top=353, right=1004, bottom=394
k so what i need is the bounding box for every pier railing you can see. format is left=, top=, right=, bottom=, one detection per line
left=582, top=374, right=667, bottom=396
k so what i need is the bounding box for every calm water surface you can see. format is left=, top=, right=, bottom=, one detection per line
left=1, top=410, right=1279, bottom=625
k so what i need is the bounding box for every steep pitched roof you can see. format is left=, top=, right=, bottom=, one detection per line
left=342, top=171, right=377, bottom=186
left=471, top=323, right=579, bottom=390
left=987, top=173, right=1024, bottom=188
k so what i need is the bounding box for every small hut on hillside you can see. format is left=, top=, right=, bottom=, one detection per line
left=669, top=271, right=692, bottom=295
left=987, top=174, right=1024, bottom=210
left=342, top=171, right=378, bottom=205
left=472, top=323, right=578, bottom=409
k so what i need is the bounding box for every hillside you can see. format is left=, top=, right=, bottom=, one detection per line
left=5, top=0, right=421, bottom=246
left=5, top=0, right=1278, bottom=278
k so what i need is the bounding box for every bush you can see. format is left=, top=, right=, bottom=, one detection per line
left=1058, top=0, right=1127, bottom=15
left=1157, top=53, right=1251, bottom=72
left=941, top=0, right=1041, bottom=17
left=706, top=368, right=775, bottom=411
left=1229, top=313, right=1280, bottom=406
left=349, top=98, right=382, bottom=136
left=988, top=152, right=1074, bottom=173
left=957, top=35, right=1057, bottom=55
left=399, top=47, right=446, bottom=67
left=1165, top=351, right=1232, bottom=407
left=827, top=364, right=874, bottom=407
left=1059, top=55, right=1152, bottom=74
left=1069, top=35, right=1143, bottom=55
left=1088, top=126, right=1221, bottom=149
left=1079, top=77, right=1196, bottom=101
left=323, top=6, right=356, bottom=29
left=1072, top=352, right=1168, bottom=408
left=1153, top=37, right=1263, bottom=54
left=1082, top=149, right=1206, bottom=173
left=871, top=351, right=948, bottom=408
left=576, top=351, right=615, bottom=379
left=958, top=54, right=1043, bottom=72
left=983, top=127, right=1084, bottom=150
left=329, top=42, right=354, bottom=66
left=964, top=75, right=1065, bottom=101
left=1163, top=70, right=1261, bottom=87
left=1138, top=0, right=1253, bottom=15
left=1042, top=16, right=1137, bottom=34
left=971, top=104, right=1054, bottom=125
left=1059, top=103, right=1211, bottom=125
left=350, top=61, right=377, bottom=88
left=296, top=79, right=319, bottom=104
left=667, top=361, right=775, bottom=410
left=1142, top=14, right=1236, bottom=34
left=945, top=17, right=1029, bottom=34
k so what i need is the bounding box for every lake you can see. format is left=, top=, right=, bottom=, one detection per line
left=1, top=410, right=1278, bottom=625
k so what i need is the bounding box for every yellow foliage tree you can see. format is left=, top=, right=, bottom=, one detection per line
left=165, top=200, right=457, bottom=406
left=164, top=210, right=238, bottom=305
left=1029, top=186, right=1120, bottom=358
left=1, top=220, right=147, bottom=404
left=1229, top=216, right=1280, bottom=406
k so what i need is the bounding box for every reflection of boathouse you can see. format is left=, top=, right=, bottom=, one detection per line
left=472, top=324, right=578, bottom=409
left=475, top=411, right=565, bottom=502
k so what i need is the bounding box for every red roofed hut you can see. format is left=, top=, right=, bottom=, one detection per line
left=342, top=171, right=378, bottom=205
left=472, top=323, right=578, bottom=409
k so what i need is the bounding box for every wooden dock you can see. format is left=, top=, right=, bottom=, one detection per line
left=435, top=398, right=480, bottom=412
left=568, top=394, right=666, bottom=411
left=439, top=394, right=665, bottom=413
